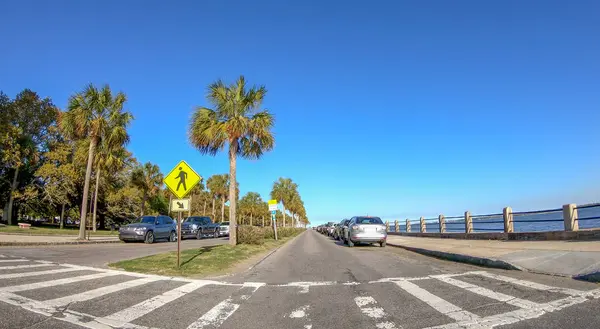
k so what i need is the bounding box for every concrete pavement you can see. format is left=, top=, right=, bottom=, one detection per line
left=386, top=235, right=600, bottom=281
left=0, top=230, right=599, bottom=329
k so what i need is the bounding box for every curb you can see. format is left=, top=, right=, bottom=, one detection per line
left=0, top=232, right=119, bottom=237
left=0, top=240, right=122, bottom=246
left=386, top=242, right=524, bottom=271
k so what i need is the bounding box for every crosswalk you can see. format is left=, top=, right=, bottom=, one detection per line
left=0, top=254, right=599, bottom=329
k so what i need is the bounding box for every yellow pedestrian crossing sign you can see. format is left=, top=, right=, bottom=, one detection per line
left=164, top=160, right=202, bottom=199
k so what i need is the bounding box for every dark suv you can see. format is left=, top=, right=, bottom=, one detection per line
left=119, top=215, right=177, bottom=244
left=181, top=216, right=220, bottom=239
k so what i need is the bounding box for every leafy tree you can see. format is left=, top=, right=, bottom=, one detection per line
left=270, top=177, right=298, bottom=227
left=61, top=84, right=132, bottom=239
left=239, top=192, right=263, bottom=226
left=1, top=89, right=58, bottom=225
left=206, top=174, right=227, bottom=221
left=189, top=76, right=275, bottom=246
left=131, top=162, right=163, bottom=216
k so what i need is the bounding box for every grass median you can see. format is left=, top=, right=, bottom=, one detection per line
left=0, top=225, right=117, bottom=236
left=109, top=227, right=304, bottom=278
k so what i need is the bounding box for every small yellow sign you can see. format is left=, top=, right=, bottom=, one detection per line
left=268, top=199, right=278, bottom=211
left=164, top=160, right=202, bottom=199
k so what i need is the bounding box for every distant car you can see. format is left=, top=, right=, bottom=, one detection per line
left=328, top=224, right=337, bottom=237
left=119, top=215, right=177, bottom=244
left=219, top=221, right=230, bottom=237
left=344, top=216, right=387, bottom=247
left=181, top=216, right=220, bottom=239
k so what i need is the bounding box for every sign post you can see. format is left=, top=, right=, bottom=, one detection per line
left=164, top=160, right=202, bottom=268
left=268, top=200, right=278, bottom=240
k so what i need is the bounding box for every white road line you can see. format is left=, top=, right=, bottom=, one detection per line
left=277, top=281, right=336, bottom=293
left=0, top=267, right=83, bottom=280
left=394, top=280, right=479, bottom=322
left=187, top=298, right=240, bottom=329
left=354, top=296, right=398, bottom=328
left=0, top=263, right=53, bottom=270
left=0, top=272, right=119, bottom=292
left=424, top=289, right=600, bottom=329
left=470, top=271, right=584, bottom=296
left=0, top=255, right=6, bottom=258
left=432, top=275, right=541, bottom=309
left=42, top=277, right=161, bottom=308
left=101, top=281, right=208, bottom=325
left=0, top=259, right=28, bottom=263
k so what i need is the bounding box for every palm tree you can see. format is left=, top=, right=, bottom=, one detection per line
left=131, top=162, right=163, bottom=216
left=206, top=175, right=221, bottom=220
left=270, top=177, right=297, bottom=227
left=288, top=191, right=303, bottom=228
left=189, top=76, right=275, bottom=246
left=240, top=192, right=262, bottom=226
left=61, top=84, right=132, bottom=239
left=92, top=146, right=128, bottom=231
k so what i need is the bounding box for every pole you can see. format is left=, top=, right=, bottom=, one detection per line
left=177, top=211, right=181, bottom=268
left=189, top=194, right=192, bottom=218
left=272, top=212, right=278, bottom=240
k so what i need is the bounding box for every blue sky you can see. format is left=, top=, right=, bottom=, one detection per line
left=2, top=1, right=600, bottom=225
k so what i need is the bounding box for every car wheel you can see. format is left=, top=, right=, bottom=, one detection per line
left=196, top=230, right=203, bottom=240
left=169, top=231, right=177, bottom=242
left=144, top=231, right=154, bottom=244
left=213, top=230, right=219, bottom=239
left=347, top=239, right=354, bottom=247
left=380, top=241, right=386, bottom=247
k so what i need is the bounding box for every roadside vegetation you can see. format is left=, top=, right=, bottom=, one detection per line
left=0, top=225, right=117, bottom=236
left=110, top=227, right=305, bottom=277
left=1, top=76, right=309, bottom=244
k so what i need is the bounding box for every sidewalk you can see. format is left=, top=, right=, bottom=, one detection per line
left=386, top=235, right=600, bottom=282
left=0, top=233, right=120, bottom=246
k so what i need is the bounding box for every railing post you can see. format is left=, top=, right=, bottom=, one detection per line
left=406, top=219, right=411, bottom=232
left=386, top=221, right=390, bottom=232
left=394, top=220, right=399, bottom=233
left=563, top=204, right=579, bottom=232
left=438, top=215, right=446, bottom=233
left=420, top=216, right=426, bottom=233
left=464, top=211, right=473, bottom=233
left=503, top=207, right=514, bottom=233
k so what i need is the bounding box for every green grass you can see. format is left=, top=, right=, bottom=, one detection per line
left=109, top=237, right=293, bottom=277
left=0, top=225, right=118, bottom=236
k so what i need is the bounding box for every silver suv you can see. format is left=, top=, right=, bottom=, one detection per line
left=119, top=215, right=177, bottom=244
left=344, top=216, right=386, bottom=247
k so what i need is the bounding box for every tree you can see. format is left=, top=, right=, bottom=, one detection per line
left=287, top=190, right=304, bottom=228
left=131, top=162, right=163, bottom=216
left=206, top=174, right=227, bottom=222
left=189, top=76, right=275, bottom=246
left=61, top=84, right=132, bottom=239
left=270, top=177, right=298, bottom=227
left=239, top=192, right=262, bottom=226
left=1, top=90, right=58, bottom=225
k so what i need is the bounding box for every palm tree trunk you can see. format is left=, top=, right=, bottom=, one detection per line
left=92, top=168, right=100, bottom=232
left=250, top=213, right=253, bottom=226
left=6, top=166, right=19, bottom=225
left=213, top=196, right=217, bottom=221
left=228, top=142, right=238, bottom=246
left=282, top=202, right=286, bottom=227
left=78, top=137, right=97, bottom=239
left=141, top=190, right=148, bottom=216
left=203, top=200, right=207, bottom=216
left=60, top=204, right=66, bottom=229
left=262, top=216, right=264, bottom=227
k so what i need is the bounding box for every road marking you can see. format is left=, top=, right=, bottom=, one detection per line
left=289, top=305, right=309, bottom=318
left=187, top=298, right=240, bottom=329
left=101, top=281, right=208, bottom=325
left=42, top=277, right=162, bottom=308
left=432, top=275, right=541, bottom=309
left=394, top=280, right=479, bottom=322
left=0, top=267, right=82, bottom=279
left=470, top=271, right=584, bottom=296
left=0, top=259, right=28, bottom=263
left=0, top=263, right=53, bottom=270
left=354, top=296, right=398, bottom=328
left=0, top=255, right=6, bottom=258
left=0, top=272, right=119, bottom=292
left=277, top=281, right=336, bottom=293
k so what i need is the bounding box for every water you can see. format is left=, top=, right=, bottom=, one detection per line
left=388, top=206, right=600, bottom=233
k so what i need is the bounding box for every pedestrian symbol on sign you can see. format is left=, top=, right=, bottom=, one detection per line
left=176, top=167, right=188, bottom=191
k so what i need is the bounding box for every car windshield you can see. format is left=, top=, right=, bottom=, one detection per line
left=184, top=217, right=209, bottom=223
left=221, top=222, right=229, bottom=226
left=137, top=216, right=155, bottom=224
left=356, top=217, right=383, bottom=224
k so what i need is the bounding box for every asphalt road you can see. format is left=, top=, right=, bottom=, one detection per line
left=0, top=230, right=599, bottom=329
left=0, top=236, right=229, bottom=267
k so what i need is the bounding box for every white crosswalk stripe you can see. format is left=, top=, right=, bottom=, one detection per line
left=0, top=257, right=598, bottom=329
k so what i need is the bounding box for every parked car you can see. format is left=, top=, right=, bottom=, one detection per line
left=335, top=219, right=350, bottom=240
left=219, top=221, right=230, bottom=237
left=119, top=215, right=177, bottom=244
left=344, top=216, right=386, bottom=247
left=328, top=224, right=337, bottom=237
left=180, top=216, right=220, bottom=239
